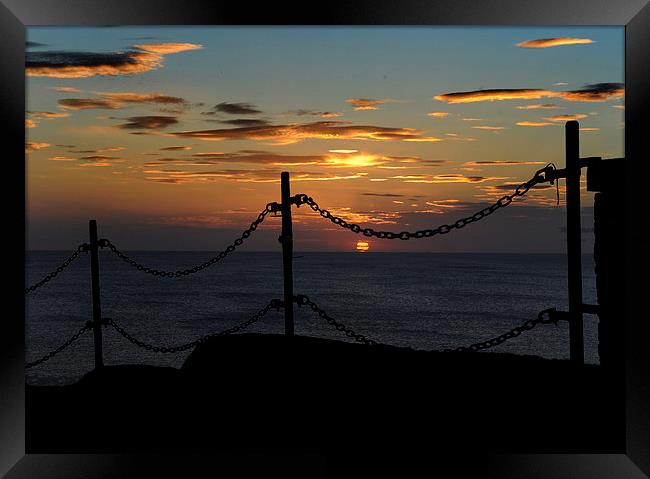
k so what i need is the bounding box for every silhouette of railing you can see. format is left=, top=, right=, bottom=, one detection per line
left=26, top=121, right=608, bottom=371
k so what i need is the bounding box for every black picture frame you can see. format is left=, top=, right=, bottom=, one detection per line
left=2, top=0, right=648, bottom=477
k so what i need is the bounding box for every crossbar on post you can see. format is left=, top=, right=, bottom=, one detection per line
left=89, top=219, right=104, bottom=368
left=565, top=121, right=584, bottom=364
left=280, top=172, right=295, bottom=336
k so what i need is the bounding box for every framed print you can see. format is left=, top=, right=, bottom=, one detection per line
left=1, top=0, right=648, bottom=477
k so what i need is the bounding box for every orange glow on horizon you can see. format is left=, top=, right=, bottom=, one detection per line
left=356, top=241, right=370, bottom=252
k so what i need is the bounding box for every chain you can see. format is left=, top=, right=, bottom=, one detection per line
left=293, top=294, right=377, bottom=346
left=25, top=244, right=89, bottom=295
left=294, top=296, right=562, bottom=353
left=25, top=321, right=93, bottom=368
left=443, top=307, right=563, bottom=353
left=294, top=164, right=556, bottom=240
left=104, top=299, right=283, bottom=353
left=102, top=203, right=277, bottom=277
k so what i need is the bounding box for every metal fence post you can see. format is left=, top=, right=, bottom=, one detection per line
left=565, top=121, right=584, bottom=364
left=280, top=172, right=295, bottom=336
left=89, top=219, right=104, bottom=368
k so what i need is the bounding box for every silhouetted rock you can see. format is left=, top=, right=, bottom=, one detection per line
left=26, top=334, right=621, bottom=453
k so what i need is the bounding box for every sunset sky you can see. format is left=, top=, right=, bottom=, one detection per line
left=26, top=27, right=624, bottom=252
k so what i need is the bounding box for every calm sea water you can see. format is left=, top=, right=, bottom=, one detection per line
left=25, top=251, right=599, bottom=385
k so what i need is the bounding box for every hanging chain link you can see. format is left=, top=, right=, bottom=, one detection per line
left=25, top=321, right=93, bottom=368
left=293, top=296, right=565, bottom=353
left=443, top=308, right=563, bottom=353
left=25, top=244, right=89, bottom=295
left=101, top=203, right=277, bottom=277
left=293, top=294, right=378, bottom=346
left=294, top=164, right=556, bottom=240
left=104, top=298, right=283, bottom=353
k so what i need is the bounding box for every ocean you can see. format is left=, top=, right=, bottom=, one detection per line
left=25, top=251, right=599, bottom=385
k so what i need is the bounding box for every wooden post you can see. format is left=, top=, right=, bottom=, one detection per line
left=565, top=121, right=584, bottom=364
left=89, top=220, right=104, bottom=368
left=280, top=172, right=295, bottom=336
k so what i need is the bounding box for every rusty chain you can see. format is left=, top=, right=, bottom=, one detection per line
left=25, top=321, right=93, bottom=368
left=25, top=244, right=89, bottom=295
left=293, top=164, right=556, bottom=240
left=101, top=203, right=277, bottom=278
left=104, top=299, right=283, bottom=353
left=442, top=307, right=565, bottom=353
left=293, top=294, right=378, bottom=346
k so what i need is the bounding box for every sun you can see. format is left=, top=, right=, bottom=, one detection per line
left=356, top=241, right=370, bottom=252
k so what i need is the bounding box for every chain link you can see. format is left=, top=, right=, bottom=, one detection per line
left=294, top=165, right=555, bottom=240
left=443, top=308, right=563, bottom=353
left=102, top=203, right=277, bottom=278
left=293, top=294, right=378, bottom=346
left=104, top=299, right=283, bottom=353
left=25, top=244, right=88, bottom=295
left=25, top=322, right=93, bottom=368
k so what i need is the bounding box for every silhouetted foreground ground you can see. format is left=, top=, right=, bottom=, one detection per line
left=26, top=334, right=623, bottom=453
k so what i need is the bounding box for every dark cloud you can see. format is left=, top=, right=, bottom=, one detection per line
left=98, top=92, right=187, bottom=105
left=169, top=121, right=441, bottom=144
left=160, top=145, right=192, bottom=151
left=26, top=43, right=202, bottom=78
left=116, top=116, right=179, bottom=129
left=58, top=92, right=187, bottom=110
left=26, top=41, right=48, bottom=48
left=561, top=83, right=624, bottom=102
left=218, top=119, right=271, bottom=127
left=288, top=109, right=343, bottom=118
left=210, top=102, right=262, bottom=115
left=435, top=83, right=624, bottom=104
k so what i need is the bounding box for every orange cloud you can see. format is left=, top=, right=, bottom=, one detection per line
left=25, top=142, right=50, bottom=152
left=435, top=89, right=556, bottom=104
left=516, top=121, right=553, bottom=127
left=345, top=98, right=394, bottom=111
left=391, top=174, right=507, bottom=184
left=516, top=104, right=560, bottom=109
left=25, top=119, right=37, bottom=128
left=471, top=126, right=505, bottom=130
left=427, top=112, right=449, bottom=118
left=516, top=38, right=594, bottom=48
left=543, top=114, right=587, bottom=122
left=28, top=111, right=71, bottom=119
left=463, top=160, right=546, bottom=166
left=160, top=145, right=192, bottom=151
left=58, top=99, right=122, bottom=110
left=49, top=86, right=81, bottom=93
left=133, top=43, right=203, bottom=54
left=144, top=169, right=368, bottom=185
